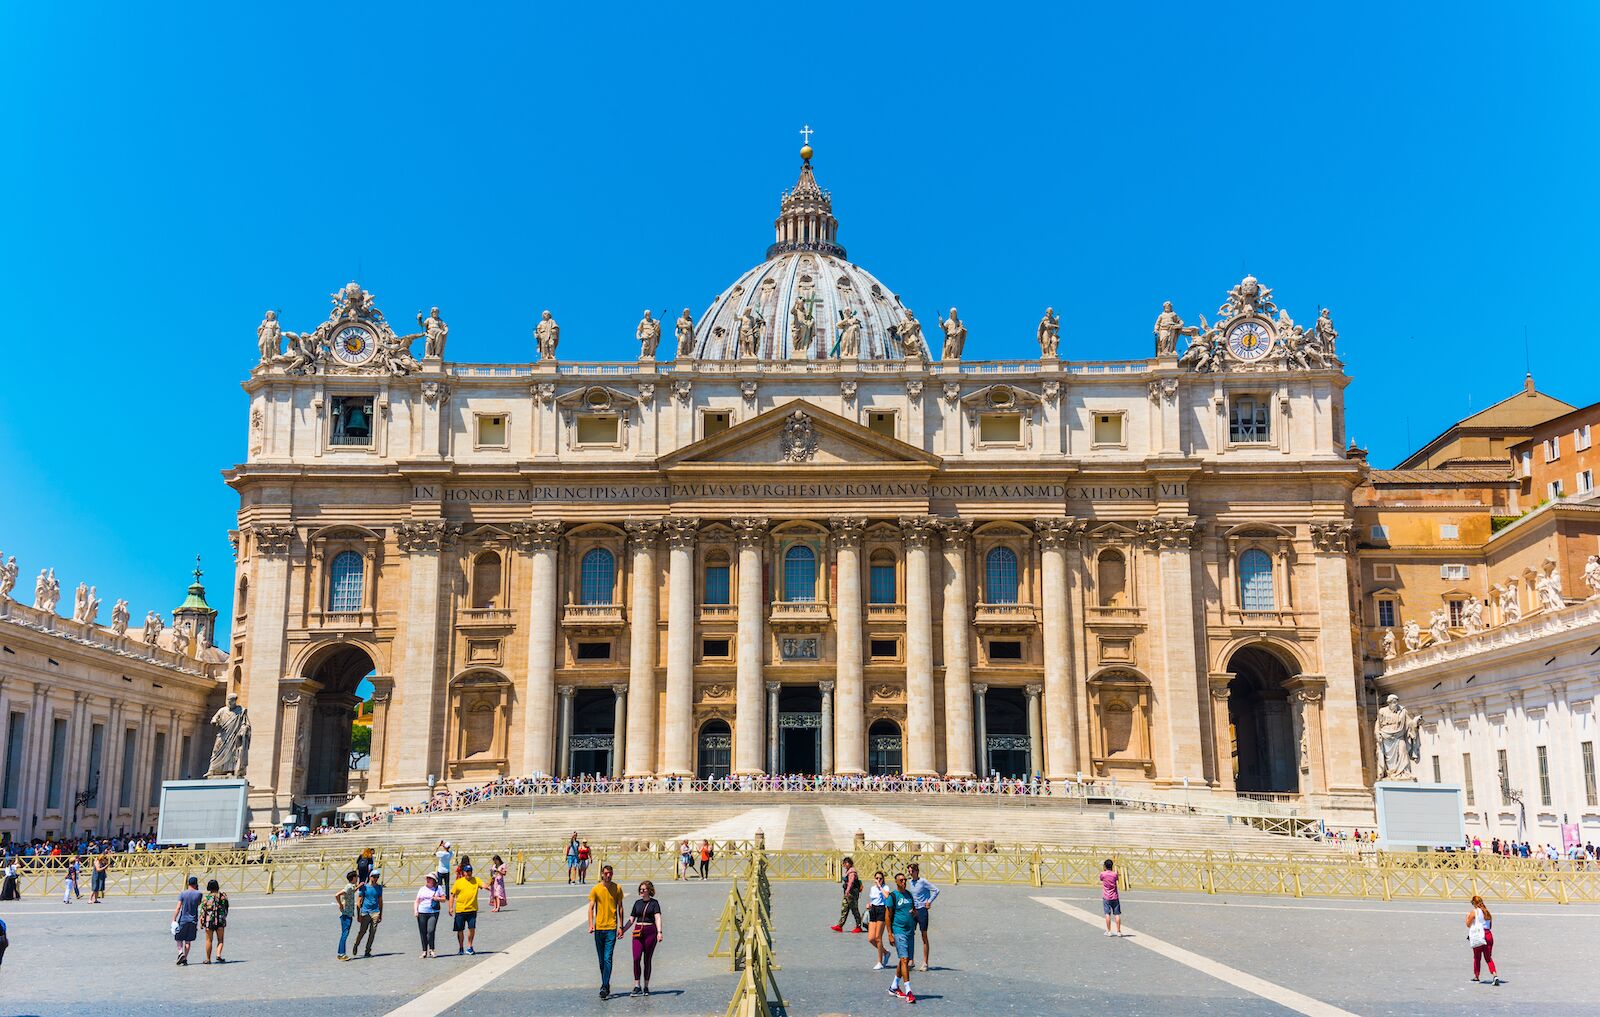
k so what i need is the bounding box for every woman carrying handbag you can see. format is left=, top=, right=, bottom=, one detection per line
left=1466, top=894, right=1501, bottom=985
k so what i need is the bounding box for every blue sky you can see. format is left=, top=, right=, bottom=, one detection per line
left=1, top=3, right=1596, bottom=641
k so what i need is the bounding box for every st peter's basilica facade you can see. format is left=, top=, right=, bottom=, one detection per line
left=228, top=149, right=1370, bottom=825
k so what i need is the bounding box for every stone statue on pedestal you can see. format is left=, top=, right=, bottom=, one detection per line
left=636, top=310, right=661, bottom=359
left=111, top=599, right=130, bottom=636
left=1536, top=563, right=1566, bottom=613
left=736, top=306, right=764, bottom=358
left=1402, top=619, right=1422, bottom=652
left=1037, top=308, right=1060, bottom=357
left=142, top=611, right=164, bottom=645
left=33, top=569, right=59, bottom=612
left=1153, top=301, right=1198, bottom=356
left=1428, top=608, right=1451, bottom=645
left=257, top=310, right=282, bottom=364
left=1374, top=694, right=1422, bottom=782
left=206, top=693, right=252, bottom=779
left=836, top=309, right=862, bottom=358
left=418, top=307, right=449, bottom=359
left=534, top=310, right=560, bottom=361
left=675, top=309, right=695, bottom=357
left=1585, top=555, right=1600, bottom=598
left=1381, top=628, right=1396, bottom=660
left=939, top=308, right=966, bottom=361
left=0, top=555, right=16, bottom=600
left=172, top=625, right=190, bottom=656
left=1462, top=596, right=1485, bottom=635
left=895, top=310, right=926, bottom=360
left=789, top=297, right=816, bottom=354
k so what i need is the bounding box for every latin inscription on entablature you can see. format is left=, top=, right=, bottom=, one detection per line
left=414, top=481, right=1186, bottom=505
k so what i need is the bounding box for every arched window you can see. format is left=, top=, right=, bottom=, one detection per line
left=328, top=551, right=364, bottom=613
left=782, top=544, right=817, bottom=603
left=703, top=551, right=731, bottom=606
left=1097, top=550, right=1127, bottom=607
left=869, top=550, right=897, bottom=605
left=1239, top=549, right=1274, bottom=612
left=235, top=576, right=249, bottom=618
left=579, top=548, right=615, bottom=605
left=984, top=547, right=1019, bottom=604
left=472, top=552, right=502, bottom=609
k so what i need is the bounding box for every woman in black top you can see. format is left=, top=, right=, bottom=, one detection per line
left=623, top=880, right=664, bottom=996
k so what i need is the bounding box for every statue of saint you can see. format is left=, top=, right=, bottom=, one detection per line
left=33, top=568, right=59, bottom=612
left=1312, top=308, right=1339, bottom=356
left=0, top=555, right=16, bottom=600
left=1374, top=694, right=1423, bottom=782
left=256, top=310, right=282, bottom=364
left=72, top=582, right=89, bottom=622
left=895, top=310, right=926, bottom=359
left=1428, top=607, right=1451, bottom=645
left=675, top=308, right=695, bottom=357
left=1536, top=563, right=1566, bottom=613
left=205, top=693, right=252, bottom=779
left=418, top=307, right=449, bottom=359
left=1585, top=554, right=1600, bottom=598
left=789, top=297, right=816, bottom=354
left=939, top=308, right=966, bottom=361
left=172, top=625, right=190, bottom=656
left=736, top=306, right=764, bottom=358
left=836, top=308, right=862, bottom=359
left=142, top=611, right=164, bottom=645
left=1152, top=301, right=1198, bottom=356
left=1462, top=596, right=1485, bottom=634
left=1036, top=308, right=1060, bottom=358
left=85, top=586, right=100, bottom=624
left=110, top=599, right=130, bottom=636
left=1497, top=579, right=1522, bottom=624
left=1381, top=628, right=1396, bottom=661
left=1402, top=619, right=1422, bottom=652
left=636, top=310, right=661, bottom=360
left=534, top=310, right=560, bottom=361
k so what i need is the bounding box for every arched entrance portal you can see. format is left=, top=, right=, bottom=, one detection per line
left=697, top=719, right=731, bottom=780
left=1226, top=645, right=1300, bottom=794
left=301, top=644, right=375, bottom=801
left=867, top=719, right=902, bottom=775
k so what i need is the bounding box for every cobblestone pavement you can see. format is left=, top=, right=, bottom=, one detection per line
left=2, top=872, right=1596, bottom=1015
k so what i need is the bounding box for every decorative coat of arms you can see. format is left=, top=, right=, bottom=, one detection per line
left=780, top=409, right=818, bottom=462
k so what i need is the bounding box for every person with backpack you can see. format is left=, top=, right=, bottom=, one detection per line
left=831, top=856, right=865, bottom=933
left=1466, top=894, right=1501, bottom=985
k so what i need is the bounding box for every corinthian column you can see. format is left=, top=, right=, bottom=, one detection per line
left=733, top=517, right=768, bottom=774
left=661, top=518, right=699, bottom=776
left=830, top=516, right=867, bottom=776
left=938, top=519, right=975, bottom=778
left=513, top=520, right=563, bottom=777
left=900, top=516, right=938, bottom=777
left=1035, top=517, right=1078, bottom=781
left=393, top=518, right=463, bottom=793
left=819, top=680, right=836, bottom=775
left=624, top=519, right=661, bottom=776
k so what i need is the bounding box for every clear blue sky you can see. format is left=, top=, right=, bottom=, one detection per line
left=2, top=3, right=1596, bottom=641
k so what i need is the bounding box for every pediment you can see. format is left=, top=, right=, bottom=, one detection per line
left=660, top=399, right=942, bottom=470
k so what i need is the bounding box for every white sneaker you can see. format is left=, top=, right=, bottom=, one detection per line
left=873, top=962, right=886, bottom=970
left=918, top=963, right=928, bottom=972
left=1104, top=931, right=1114, bottom=937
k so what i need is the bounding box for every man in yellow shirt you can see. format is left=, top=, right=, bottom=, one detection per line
left=449, top=862, right=487, bottom=955
left=586, top=863, right=625, bottom=999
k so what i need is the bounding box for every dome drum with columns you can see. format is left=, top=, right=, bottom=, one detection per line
left=229, top=139, right=1377, bottom=831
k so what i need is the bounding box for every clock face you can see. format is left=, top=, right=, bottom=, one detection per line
left=1226, top=320, right=1273, bottom=362
left=332, top=324, right=377, bottom=366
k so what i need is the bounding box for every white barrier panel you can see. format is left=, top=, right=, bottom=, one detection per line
left=1374, top=781, right=1464, bottom=849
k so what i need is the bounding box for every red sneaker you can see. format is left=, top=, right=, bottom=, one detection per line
left=829, top=924, right=844, bottom=932
left=904, top=992, right=917, bottom=1004
left=850, top=927, right=866, bottom=934
left=888, top=987, right=904, bottom=997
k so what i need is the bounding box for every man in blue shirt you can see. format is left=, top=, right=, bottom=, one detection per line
left=905, top=863, right=940, bottom=973
left=884, top=873, right=918, bottom=1004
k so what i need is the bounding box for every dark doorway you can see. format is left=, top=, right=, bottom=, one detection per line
left=303, top=644, right=375, bottom=798
left=777, top=686, right=821, bottom=775
left=983, top=687, right=1030, bottom=778
left=868, top=719, right=902, bottom=775
left=697, top=720, right=731, bottom=779
left=1226, top=645, right=1299, bottom=794
left=568, top=689, right=615, bottom=777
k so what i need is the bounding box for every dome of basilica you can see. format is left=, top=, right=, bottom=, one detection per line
left=691, top=150, right=913, bottom=361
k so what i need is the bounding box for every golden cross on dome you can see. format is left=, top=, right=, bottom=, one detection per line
left=799, top=124, right=814, bottom=146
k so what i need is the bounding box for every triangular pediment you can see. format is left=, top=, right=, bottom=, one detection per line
left=661, top=399, right=942, bottom=470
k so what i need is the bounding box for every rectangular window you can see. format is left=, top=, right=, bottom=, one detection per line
left=703, top=564, right=730, bottom=606
left=867, top=410, right=896, bottom=438
left=46, top=717, right=68, bottom=810
left=476, top=414, right=507, bottom=448
left=1537, top=745, right=1552, bottom=807
left=1577, top=424, right=1593, bottom=451
left=1, top=712, right=25, bottom=810
left=1579, top=470, right=1594, bottom=494
left=988, top=640, right=1024, bottom=661
left=575, top=641, right=612, bottom=662
left=979, top=413, right=1022, bottom=444
left=1439, top=524, right=1459, bottom=539
left=702, top=410, right=731, bottom=438
left=869, top=638, right=899, bottom=659
left=1448, top=600, right=1465, bottom=628
left=1229, top=396, right=1271, bottom=443
left=1377, top=599, right=1395, bottom=628
left=1461, top=752, right=1475, bottom=807
left=1545, top=436, right=1561, bottom=461
left=148, top=732, right=166, bottom=807
left=1092, top=412, right=1123, bottom=446
left=1497, top=748, right=1511, bottom=805
left=180, top=734, right=192, bottom=780
left=869, top=563, right=897, bottom=605
left=1549, top=479, right=1564, bottom=499
left=1370, top=524, right=1389, bottom=541
left=1584, top=742, right=1598, bottom=808
left=329, top=395, right=375, bottom=447
left=1440, top=564, right=1469, bottom=581
left=119, top=728, right=137, bottom=808
left=86, top=723, right=105, bottom=808
left=1519, top=450, right=1532, bottom=477
left=576, top=415, right=620, bottom=445
left=1432, top=755, right=1442, bottom=785
left=700, top=638, right=731, bottom=659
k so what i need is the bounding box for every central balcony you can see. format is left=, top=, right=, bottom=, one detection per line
left=769, top=600, right=831, bottom=631
left=973, top=601, right=1038, bottom=633
left=561, top=602, right=625, bottom=633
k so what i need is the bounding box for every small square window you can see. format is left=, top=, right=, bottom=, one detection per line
left=1549, top=479, right=1565, bottom=499
left=1377, top=599, right=1395, bottom=628
left=1092, top=413, right=1124, bottom=446
left=1370, top=524, right=1389, bottom=541
left=476, top=414, right=507, bottom=447
left=1545, top=436, right=1561, bottom=461
left=869, top=638, right=899, bottom=659
left=1439, top=524, right=1459, bottom=539
left=1373, top=563, right=1396, bottom=581
left=1519, top=451, right=1532, bottom=477
left=702, top=410, right=731, bottom=438
left=868, top=411, right=897, bottom=438
left=576, top=414, right=620, bottom=445
left=329, top=395, right=375, bottom=447
left=701, top=638, right=731, bottom=659
left=979, top=413, right=1023, bottom=444
left=1440, top=564, right=1469, bottom=581
left=988, top=640, right=1023, bottom=661
left=1228, top=396, right=1271, bottom=443
left=1577, top=425, right=1593, bottom=451
left=575, top=641, right=611, bottom=662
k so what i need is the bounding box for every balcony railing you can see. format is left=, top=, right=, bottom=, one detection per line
left=866, top=603, right=906, bottom=621
left=459, top=607, right=514, bottom=627
left=561, top=603, right=625, bottom=629
left=973, top=602, right=1039, bottom=630
left=1086, top=604, right=1144, bottom=622
left=769, top=601, right=830, bottom=628
left=699, top=605, right=737, bottom=620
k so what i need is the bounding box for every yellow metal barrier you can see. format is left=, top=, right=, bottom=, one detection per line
left=722, top=852, right=783, bottom=1017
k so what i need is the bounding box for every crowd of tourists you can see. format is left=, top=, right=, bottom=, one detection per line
left=829, top=856, right=943, bottom=1004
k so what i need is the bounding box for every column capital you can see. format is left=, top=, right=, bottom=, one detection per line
left=510, top=519, right=563, bottom=552
left=557, top=684, right=578, bottom=700
left=1033, top=516, right=1086, bottom=551
left=395, top=518, right=464, bottom=553
left=732, top=517, right=769, bottom=549
left=765, top=681, right=783, bottom=694
left=610, top=683, right=630, bottom=696
left=1309, top=519, right=1357, bottom=554
left=662, top=517, right=701, bottom=550
left=898, top=515, right=937, bottom=549
left=1023, top=683, right=1042, bottom=698
left=624, top=518, right=663, bottom=551
left=972, top=682, right=989, bottom=695
left=250, top=524, right=297, bottom=557
left=1138, top=515, right=1201, bottom=550
left=818, top=680, right=836, bottom=694
left=934, top=517, right=973, bottom=548
left=828, top=516, right=868, bottom=548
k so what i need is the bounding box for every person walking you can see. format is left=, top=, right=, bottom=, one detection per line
left=677, top=840, right=692, bottom=881
left=90, top=852, right=109, bottom=904
left=866, top=870, right=891, bottom=969
left=489, top=855, right=508, bottom=913
left=1100, top=859, right=1123, bottom=937
left=884, top=872, right=918, bottom=1003
left=577, top=841, right=593, bottom=884
left=356, top=847, right=375, bottom=884
left=62, top=856, right=80, bottom=903
left=625, top=879, right=664, bottom=996
left=905, top=863, right=940, bottom=973
left=414, top=873, right=445, bottom=958
left=566, top=835, right=581, bottom=884
left=1467, top=894, right=1501, bottom=985
left=449, top=862, right=487, bottom=955
left=351, top=870, right=384, bottom=958
left=200, top=879, right=230, bottom=963
left=0, top=914, right=8, bottom=969
left=435, top=840, right=453, bottom=887
left=831, top=856, right=865, bottom=933
left=171, top=875, right=202, bottom=966
left=698, top=840, right=713, bottom=880
left=587, top=863, right=626, bottom=1000
left=1, top=861, right=19, bottom=901
left=335, top=870, right=359, bottom=960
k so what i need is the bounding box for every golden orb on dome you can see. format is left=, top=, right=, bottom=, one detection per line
left=800, top=144, right=813, bottom=162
